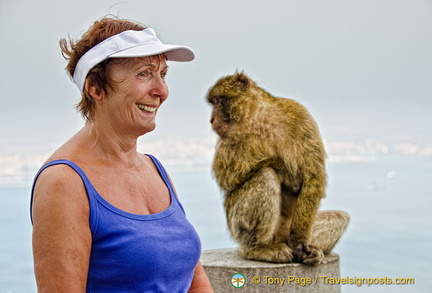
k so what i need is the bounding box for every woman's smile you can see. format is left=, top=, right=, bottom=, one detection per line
left=136, top=103, right=157, bottom=113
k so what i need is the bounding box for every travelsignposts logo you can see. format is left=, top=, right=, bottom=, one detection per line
left=230, top=273, right=246, bottom=288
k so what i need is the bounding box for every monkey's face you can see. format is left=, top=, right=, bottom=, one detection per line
left=208, top=96, right=232, bottom=137
left=207, top=72, right=252, bottom=138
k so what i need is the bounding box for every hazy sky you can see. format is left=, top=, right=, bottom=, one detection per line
left=1, top=0, right=431, bottom=152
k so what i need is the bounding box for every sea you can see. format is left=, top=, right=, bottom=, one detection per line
left=0, top=155, right=431, bottom=292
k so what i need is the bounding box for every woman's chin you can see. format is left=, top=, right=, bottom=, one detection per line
left=137, top=123, right=157, bottom=136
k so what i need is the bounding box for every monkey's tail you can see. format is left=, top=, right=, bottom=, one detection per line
left=311, top=210, right=350, bottom=254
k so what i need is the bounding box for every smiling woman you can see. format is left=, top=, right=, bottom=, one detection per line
left=95, top=55, right=169, bottom=136
left=30, top=16, right=213, bottom=293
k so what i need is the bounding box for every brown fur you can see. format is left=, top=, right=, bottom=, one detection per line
left=207, top=72, right=349, bottom=265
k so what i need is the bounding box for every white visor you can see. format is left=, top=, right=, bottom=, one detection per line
left=72, top=28, right=195, bottom=92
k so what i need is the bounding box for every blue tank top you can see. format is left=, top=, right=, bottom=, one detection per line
left=30, top=155, right=201, bottom=293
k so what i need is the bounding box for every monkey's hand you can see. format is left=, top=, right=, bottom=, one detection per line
left=294, top=243, right=324, bottom=266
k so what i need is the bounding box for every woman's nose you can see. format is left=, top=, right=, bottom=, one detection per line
left=149, top=75, right=169, bottom=99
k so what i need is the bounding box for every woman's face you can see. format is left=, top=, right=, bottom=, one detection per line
left=99, top=55, right=169, bottom=136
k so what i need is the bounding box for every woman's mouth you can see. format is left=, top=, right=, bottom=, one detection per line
left=136, top=103, right=157, bottom=113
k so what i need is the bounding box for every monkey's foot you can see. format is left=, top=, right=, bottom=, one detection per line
left=239, top=243, right=294, bottom=263
left=294, top=243, right=324, bottom=266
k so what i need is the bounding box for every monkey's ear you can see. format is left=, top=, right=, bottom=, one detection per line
left=234, top=72, right=250, bottom=90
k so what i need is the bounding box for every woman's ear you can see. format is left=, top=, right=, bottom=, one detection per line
left=84, top=79, right=104, bottom=101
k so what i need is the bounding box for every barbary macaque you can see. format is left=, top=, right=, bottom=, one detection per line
left=207, top=72, right=349, bottom=265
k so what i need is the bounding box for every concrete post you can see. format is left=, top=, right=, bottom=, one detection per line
left=201, top=248, right=341, bottom=293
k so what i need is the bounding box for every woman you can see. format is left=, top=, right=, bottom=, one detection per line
left=30, top=16, right=213, bottom=292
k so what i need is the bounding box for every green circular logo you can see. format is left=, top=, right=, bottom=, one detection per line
left=231, top=273, right=246, bottom=288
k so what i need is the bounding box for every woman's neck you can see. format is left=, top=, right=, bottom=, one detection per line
left=80, top=121, right=142, bottom=167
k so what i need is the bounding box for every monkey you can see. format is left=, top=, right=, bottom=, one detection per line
left=206, top=72, right=349, bottom=266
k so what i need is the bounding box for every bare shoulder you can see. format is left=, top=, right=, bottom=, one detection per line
left=32, top=163, right=89, bottom=222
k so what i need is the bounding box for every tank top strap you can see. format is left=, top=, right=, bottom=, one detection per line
left=146, top=154, right=186, bottom=214
left=146, top=154, right=175, bottom=194
left=30, top=159, right=99, bottom=233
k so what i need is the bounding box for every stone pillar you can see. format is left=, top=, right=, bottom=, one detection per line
left=201, top=248, right=341, bottom=293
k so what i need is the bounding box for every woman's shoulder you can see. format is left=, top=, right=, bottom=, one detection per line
left=42, top=129, right=95, bottom=167
left=34, top=136, right=91, bottom=198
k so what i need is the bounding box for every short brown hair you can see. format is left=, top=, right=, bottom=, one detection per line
left=60, top=16, right=146, bottom=121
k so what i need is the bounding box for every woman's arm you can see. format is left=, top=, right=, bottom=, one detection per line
left=32, top=165, right=92, bottom=293
left=188, top=261, right=214, bottom=292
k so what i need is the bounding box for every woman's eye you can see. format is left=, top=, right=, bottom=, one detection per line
left=160, top=71, right=167, bottom=79
left=138, top=70, right=152, bottom=78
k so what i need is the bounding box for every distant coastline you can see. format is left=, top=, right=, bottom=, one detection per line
left=1, top=137, right=431, bottom=187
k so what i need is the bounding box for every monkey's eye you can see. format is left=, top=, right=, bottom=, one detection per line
left=210, top=96, right=221, bottom=105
